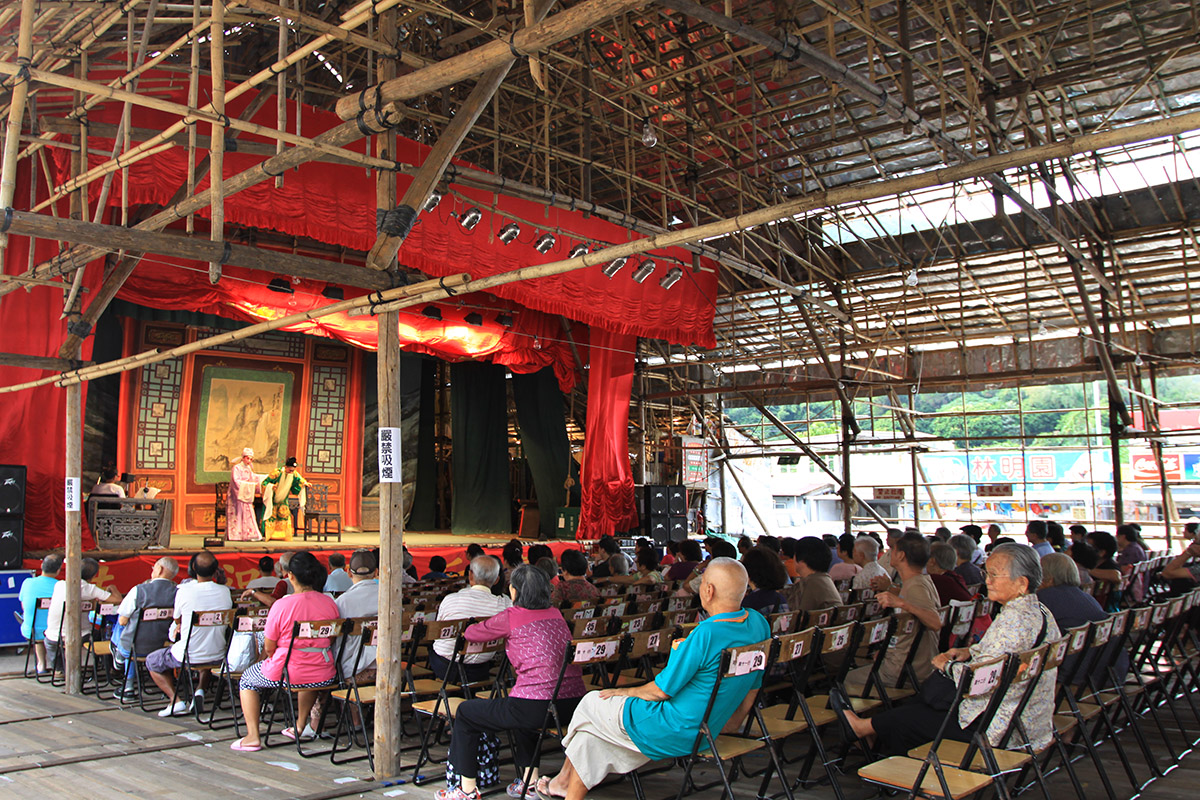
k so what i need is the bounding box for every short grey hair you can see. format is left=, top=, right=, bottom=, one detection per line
left=155, top=557, right=179, bottom=578
left=950, top=534, right=977, bottom=563
left=1041, top=553, right=1081, bottom=588
left=930, top=542, right=957, bottom=571
left=469, top=555, right=501, bottom=586
left=854, top=536, right=879, bottom=559
left=990, top=543, right=1042, bottom=592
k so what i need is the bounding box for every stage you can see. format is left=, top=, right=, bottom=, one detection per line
left=24, top=530, right=587, bottom=593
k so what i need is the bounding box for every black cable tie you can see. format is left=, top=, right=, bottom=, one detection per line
left=368, top=290, right=385, bottom=314
left=508, top=31, right=524, bottom=59
left=269, top=61, right=285, bottom=75
left=356, top=87, right=371, bottom=113
left=438, top=276, right=457, bottom=296
left=15, top=56, right=31, bottom=85
left=218, top=113, right=231, bottom=128
left=261, top=160, right=284, bottom=178
left=0, top=207, right=12, bottom=232
left=356, top=109, right=380, bottom=137
left=219, top=241, right=232, bottom=265
left=225, top=136, right=238, bottom=152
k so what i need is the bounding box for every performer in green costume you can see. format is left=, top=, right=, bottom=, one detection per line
left=261, top=456, right=308, bottom=541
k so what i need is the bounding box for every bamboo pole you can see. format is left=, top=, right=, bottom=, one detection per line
left=334, top=0, right=646, bottom=120
left=209, top=0, right=225, bottom=283
left=186, top=0, right=200, bottom=232
left=274, top=0, right=286, bottom=188
left=0, top=0, right=35, bottom=249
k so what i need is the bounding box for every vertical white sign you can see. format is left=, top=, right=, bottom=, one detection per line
left=65, top=477, right=80, bottom=512
left=378, top=427, right=401, bottom=483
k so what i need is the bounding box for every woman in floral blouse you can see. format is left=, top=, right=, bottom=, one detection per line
left=837, top=543, right=1060, bottom=755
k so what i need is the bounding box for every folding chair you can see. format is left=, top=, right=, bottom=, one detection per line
left=1052, top=623, right=1120, bottom=800
left=120, top=604, right=176, bottom=711
left=844, top=614, right=906, bottom=709
left=49, top=599, right=95, bottom=687
left=83, top=602, right=120, bottom=696
left=22, top=596, right=53, bottom=679
left=330, top=617, right=379, bottom=769
left=204, top=607, right=269, bottom=734
left=168, top=608, right=235, bottom=721
left=612, top=626, right=676, bottom=688
left=857, top=652, right=1014, bottom=800
left=260, top=617, right=345, bottom=755
left=766, top=610, right=801, bottom=638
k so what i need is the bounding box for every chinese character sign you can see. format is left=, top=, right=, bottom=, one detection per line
left=378, top=427, right=401, bottom=483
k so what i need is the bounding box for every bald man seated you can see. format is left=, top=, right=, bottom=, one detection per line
left=534, top=557, right=771, bottom=800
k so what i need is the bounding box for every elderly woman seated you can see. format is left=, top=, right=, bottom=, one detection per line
left=835, top=543, right=1060, bottom=756
left=1038, top=552, right=1128, bottom=683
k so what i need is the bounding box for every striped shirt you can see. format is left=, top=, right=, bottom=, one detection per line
left=433, top=585, right=512, bottom=662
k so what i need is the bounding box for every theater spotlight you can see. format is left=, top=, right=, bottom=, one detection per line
left=631, top=259, right=656, bottom=284
left=267, top=277, right=294, bottom=294
left=422, top=306, right=442, bottom=320
left=465, top=312, right=483, bottom=326
left=321, top=285, right=345, bottom=300
left=534, top=233, right=556, bottom=253
left=498, top=222, right=521, bottom=244
left=496, top=313, right=513, bottom=327
left=568, top=242, right=589, bottom=259
left=458, top=207, right=482, bottom=230
left=658, top=267, right=683, bottom=290
left=602, top=256, right=628, bottom=278
left=423, top=190, right=442, bottom=212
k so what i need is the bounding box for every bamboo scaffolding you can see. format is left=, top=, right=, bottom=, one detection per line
left=0, top=0, right=36, bottom=249
left=186, top=0, right=201, bottom=232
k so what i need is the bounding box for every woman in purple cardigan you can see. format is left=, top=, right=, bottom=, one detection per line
left=436, top=565, right=587, bottom=800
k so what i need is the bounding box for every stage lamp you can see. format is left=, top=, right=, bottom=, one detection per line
left=465, top=312, right=483, bottom=326
left=321, top=286, right=344, bottom=301
left=267, top=277, right=294, bottom=294
left=631, top=259, right=656, bottom=284
left=458, top=207, right=482, bottom=231
left=534, top=233, right=556, bottom=253
left=423, top=190, right=442, bottom=212
left=422, top=306, right=442, bottom=320
left=602, top=256, right=628, bottom=278
left=641, top=117, right=658, bottom=148
left=659, top=267, right=683, bottom=290
left=496, top=313, right=513, bottom=327
left=498, top=222, right=521, bottom=244
left=568, top=242, right=589, bottom=259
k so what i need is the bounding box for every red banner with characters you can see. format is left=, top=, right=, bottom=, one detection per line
left=21, top=540, right=590, bottom=593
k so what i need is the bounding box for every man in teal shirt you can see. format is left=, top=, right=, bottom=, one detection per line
left=19, top=553, right=62, bottom=674
left=536, top=557, right=770, bottom=800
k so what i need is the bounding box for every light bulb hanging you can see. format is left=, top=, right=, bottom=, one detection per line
left=905, top=269, right=919, bottom=288
left=641, top=117, right=658, bottom=148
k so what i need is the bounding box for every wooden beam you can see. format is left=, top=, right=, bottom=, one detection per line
left=335, top=0, right=646, bottom=120
left=64, top=355, right=83, bottom=695
left=0, top=352, right=92, bottom=370
left=0, top=0, right=35, bottom=249
left=2, top=208, right=395, bottom=290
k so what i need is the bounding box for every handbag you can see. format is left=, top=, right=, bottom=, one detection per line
left=919, top=602, right=1050, bottom=712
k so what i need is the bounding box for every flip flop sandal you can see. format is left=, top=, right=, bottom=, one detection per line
left=230, top=738, right=263, bottom=752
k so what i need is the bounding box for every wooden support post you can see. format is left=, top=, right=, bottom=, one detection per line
left=0, top=0, right=35, bottom=249
left=64, top=371, right=83, bottom=695
left=275, top=0, right=286, bottom=188
left=373, top=310, right=404, bottom=779
left=209, top=0, right=226, bottom=283
left=187, top=0, right=201, bottom=232
left=716, top=394, right=727, bottom=535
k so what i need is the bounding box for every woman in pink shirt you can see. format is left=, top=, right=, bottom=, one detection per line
left=231, top=551, right=340, bottom=751
left=437, top=565, right=587, bottom=800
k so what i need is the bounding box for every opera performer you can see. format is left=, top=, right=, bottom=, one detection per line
left=261, top=456, right=308, bottom=541
left=227, top=448, right=265, bottom=542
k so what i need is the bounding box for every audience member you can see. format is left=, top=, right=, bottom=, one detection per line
left=928, top=542, right=973, bottom=604
left=609, top=548, right=664, bottom=586
left=432, top=556, right=512, bottom=683
left=44, top=557, right=121, bottom=674
left=1046, top=521, right=1066, bottom=552
left=147, top=551, right=230, bottom=716
left=785, top=537, right=841, bottom=613
left=878, top=528, right=903, bottom=577
left=324, top=553, right=352, bottom=593
left=535, top=557, right=559, bottom=583
left=240, top=553, right=292, bottom=608
left=231, top=551, right=338, bottom=751
left=538, top=559, right=769, bottom=800
left=1039, top=553, right=1127, bottom=683
left=664, top=539, right=701, bottom=582
left=959, top=525, right=988, bottom=566
left=829, top=534, right=861, bottom=581
left=1086, top=531, right=1122, bottom=586
left=528, top=544, right=553, bottom=566
left=440, top=566, right=587, bottom=800
left=112, top=556, right=179, bottom=699
left=246, top=557, right=279, bottom=592
left=1115, top=524, right=1148, bottom=603
left=503, top=539, right=525, bottom=571
left=1026, top=520, right=1054, bottom=557
left=823, top=534, right=843, bottom=566
left=660, top=541, right=678, bottom=567
left=847, top=532, right=941, bottom=692
left=741, top=546, right=788, bottom=614
left=950, top=534, right=984, bottom=586
left=19, top=553, right=61, bottom=675
left=934, top=526, right=952, bottom=542
left=91, top=468, right=126, bottom=497
left=404, top=546, right=421, bottom=581
left=552, top=550, right=600, bottom=607
left=779, top=537, right=801, bottom=580
left=1162, top=538, right=1200, bottom=588
left=1068, top=524, right=1088, bottom=545
left=423, top=556, right=451, bottom=581
left=757, top=536, right=781, bottom=554
left=1068, top=541, right=1098, bottom=586
left=736, top=535, right=753, bottom=557
left=850, top=536, right=887, bottom=593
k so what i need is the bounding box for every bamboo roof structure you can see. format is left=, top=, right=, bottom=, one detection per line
left=2, top=0, right=1200, bottom=406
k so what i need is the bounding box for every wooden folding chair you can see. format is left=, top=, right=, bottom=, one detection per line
left=330, top=616, right=379, bottom=769
left=204, top=606, right=268, bottom=734
left=260, top=617, right=345, bottom=755
left=22, top=596, right=52, bottom=679
left=1052, top=623, right=1120, bottom=800
left=166, top=608, right=235, bottom=721
left=121, top=604, right=176, bottom=710
left=49, top=599, right=95, bottom=688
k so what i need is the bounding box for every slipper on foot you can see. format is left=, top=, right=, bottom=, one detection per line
left=534, top=777, right=567, bottom=800
left=230, top=739, right=262, bottom=752
left=280, top=726, right=317, bottom=742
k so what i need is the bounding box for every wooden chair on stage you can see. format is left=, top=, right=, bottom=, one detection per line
left=213, top=482, right=228, bottom=538
left=303, top=483, right=342, bottom=542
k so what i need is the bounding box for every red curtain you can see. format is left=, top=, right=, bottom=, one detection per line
left=576, top=329, right=639, bottom=540
left=0, top=161, right=99, bottom=550
left=47, top=68, right=719, bottom=350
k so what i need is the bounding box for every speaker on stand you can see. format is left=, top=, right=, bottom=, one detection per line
left=0, top=466, right=26, bottom=571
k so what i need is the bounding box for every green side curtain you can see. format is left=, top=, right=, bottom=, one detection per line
left=512, top=367, right=571, bottom=538
left=409, top=358, right=438, bottom=530
left=451, top=361, right=512, bottom=534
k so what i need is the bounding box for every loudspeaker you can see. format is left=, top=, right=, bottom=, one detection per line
left=667, top=486, right=686, bottom=515
left=647, top=516, right=669, bottom=545
left=647, top=485, right=668, bottom=515
left=0, top=518, right=22, bottom=569
left=669, top=516, right=688, bottom=542
left=0, top=465, right=26, bottom=517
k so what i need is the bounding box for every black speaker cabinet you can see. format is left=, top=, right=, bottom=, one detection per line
left=647, top=485, right=669, bottom=515
left=669, top=516, right=688, bottom=542
left=667, top=486, right=687, bottom=515
left=0, top=465, right=26, bottom=517
left=0, top=518, right=23, bottom=569
left=646, top=516, right=669, bottom=545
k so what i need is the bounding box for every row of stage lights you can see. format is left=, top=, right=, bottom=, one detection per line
left=427, top=193, right=685, bottom=291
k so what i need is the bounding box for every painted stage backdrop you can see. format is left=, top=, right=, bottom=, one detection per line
left=116, top=320, right=364, bottom=536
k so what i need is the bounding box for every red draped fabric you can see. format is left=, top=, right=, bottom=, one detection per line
left=47, top=68, right=719, bottom=350
left=0, top=161, right=100, bottom=550
left=575, top=329, right=639, bottom=540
